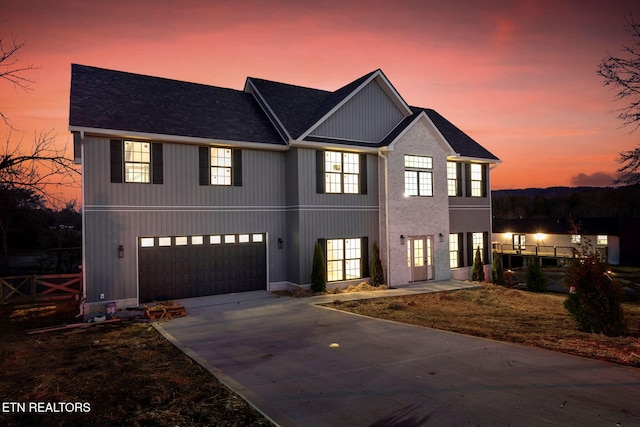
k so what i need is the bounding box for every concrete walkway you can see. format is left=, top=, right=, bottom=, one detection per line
left=155, top=281, right=640, bottom=426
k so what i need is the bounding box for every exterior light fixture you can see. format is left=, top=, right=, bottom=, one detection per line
left=534, top=233, right=546, bottom=242
left=278, top=238, right=283, bottom=249
left=400, top=235, right=405, bottom=245
left=118, top=245, right=124, bottom=258
left=439, top=233, right=444, bottom=242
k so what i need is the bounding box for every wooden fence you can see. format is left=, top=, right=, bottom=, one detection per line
left=0, top=273, right=83, bottom=304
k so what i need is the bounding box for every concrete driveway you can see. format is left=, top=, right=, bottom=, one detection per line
left=155, top=282, right=640, bottom=426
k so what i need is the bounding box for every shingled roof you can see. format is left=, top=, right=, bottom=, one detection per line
left=420, top=108, right=499, bottom=161
left=246, top=78, right=329, bottom=139
left=69, top=64, right=284, bottom=145
left=70, top=65, right=499, bottom=162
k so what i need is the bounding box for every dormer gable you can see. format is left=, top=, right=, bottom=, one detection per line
left=300, top=70, right=413, bottom=144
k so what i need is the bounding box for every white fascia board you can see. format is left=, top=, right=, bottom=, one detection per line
left=448, top=155, right=502, bottom=165
left=386, top=111, right=458, bottom=157
left=244, top=79, right=292, bottom=143
left=373, top=71, right=413, bottom=115
left=291, top=139, right=379, bottom=154
left=68, top=126, right=290, bottom=152
left=298, top=70, right=413, bottom=141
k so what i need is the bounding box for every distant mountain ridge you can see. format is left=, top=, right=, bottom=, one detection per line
left=491, top=185, right=640, bottom=220
left=493, top=186, right=617, bottom=198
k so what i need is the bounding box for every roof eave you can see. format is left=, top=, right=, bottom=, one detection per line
left=291, top=139, right=379, bottom=153
left=69, top=126, right=289, bottom=151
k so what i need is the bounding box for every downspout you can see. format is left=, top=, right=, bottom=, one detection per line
left=78, top=131, right=87, bottom=318
left=378, top=149, right=390, bottom=286
left=488, top=163, right=500, bottom=266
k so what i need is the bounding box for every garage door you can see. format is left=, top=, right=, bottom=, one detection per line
left=138, top=233, right=266, bottom=303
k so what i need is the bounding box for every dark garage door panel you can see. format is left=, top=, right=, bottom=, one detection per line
left=139, top=241, right=266, bottom=303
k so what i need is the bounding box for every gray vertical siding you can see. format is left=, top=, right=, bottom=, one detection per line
left=311, top=80, right=405, bottom=143
left=83, top=138, right=380, bottom=301
left=289, top=147, right=379, bottom=284
left=83, top=136, right=287, bottom=207
left=84, top=210, right=288, bottom=301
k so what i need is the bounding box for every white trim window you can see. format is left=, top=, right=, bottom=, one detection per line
left=124, top=140, right=150, bottom=183
left=472, top=232, right=484, bottom=262
left=470, top=164, right=483, bottom=197
left=404, top=155, right=433, bottom=197
left=210, top=147, right=232, bottom=186
left=325, top=151, right=360, bottom=194
left=326, top=238, right=362, bottom=282
left=449, top=234, right=459, bottom=268
left=447, top=162, right=459, bottom=196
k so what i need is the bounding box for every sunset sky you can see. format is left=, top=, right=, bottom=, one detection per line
left=3, top=0, right=640, bottom=204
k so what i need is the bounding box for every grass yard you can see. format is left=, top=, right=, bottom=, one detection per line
left=2, top=277, right=639, bottom=426
left=0, top=301, right=272, bottom=427
left=327, top=284, right=640, bottom=367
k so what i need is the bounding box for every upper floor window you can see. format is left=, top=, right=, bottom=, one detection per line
left=124, top=141, right=150, bottom=183
left=316, top=151, right=367, bottom=195
left=597, top=235, right=608, bottom=245
left=465, top=163, right=487, bottom=197
left=199, top=146, right=242, bottom=187
left=404, top=155, right=433, bottom=197
left=571, top=234, right=581, bottom=244
left=326, top=151, right=359, bottom=193
left=210, top=147, right=232, bottom=185
left=470, top=164, right=483, bottom=197
left=447, top=162, right=461, bottom=196
left=110, top=139, right=163, bottom=184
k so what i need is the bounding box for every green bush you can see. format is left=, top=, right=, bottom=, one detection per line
left=471, top=247, right=485, bottom=282
left=370, top=240, right=385, bottom=287
left=525, top=258, right=548, bottom=292
left=310, top=243, right=326, bottom=293
left=563, top=255, right=626, bottom=336
left=491, top=254, right=506, bottom=287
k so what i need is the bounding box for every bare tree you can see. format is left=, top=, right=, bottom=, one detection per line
left=0, top=25, right=79, bottom=203
left=0, top=31, right=36, bottom=127
left=0, top=130, right=79, bottom=272
left=1, top=130, right=79, bottom=204
left=597, top=15, right=640, bottom=185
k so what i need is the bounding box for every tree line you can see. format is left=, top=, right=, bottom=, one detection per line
left=492, top=185, right=640, bottom=220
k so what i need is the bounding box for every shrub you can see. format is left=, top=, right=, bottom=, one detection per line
left=562, top=221, right=626, bottom=336
left=525, top=258, right=548, bottom=292
left=471, top=247, right=485, bottom=282
left=310, top=243, right=326, bottom=293
left=564, top=256, right=626, bottom=336
left=370, top=240, right=385, bottom=287
left=491, top=254, right=506, bottom=287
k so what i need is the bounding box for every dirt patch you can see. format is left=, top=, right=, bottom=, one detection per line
left=325, top=284, right=640, bottom=367
left=273, top=282, right=387, bottom=298
left=0, top=301, right=272, bottom=427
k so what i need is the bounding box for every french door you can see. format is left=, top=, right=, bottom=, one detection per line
left=407, top=235, right=434, bottom=282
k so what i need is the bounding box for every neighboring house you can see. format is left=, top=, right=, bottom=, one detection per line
left=69, top=65, right=499, bottom=311
left=492, top=218, right=631, bottom=267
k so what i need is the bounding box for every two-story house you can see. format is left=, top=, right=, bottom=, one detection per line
left=69, top=65, right=499, bottom=312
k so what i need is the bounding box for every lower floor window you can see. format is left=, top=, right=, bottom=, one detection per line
left=449, top=234, right=459, bottom=268
left=327, top=238, right=362, bottom=282
left=472, top=232, right=484, bottom=262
